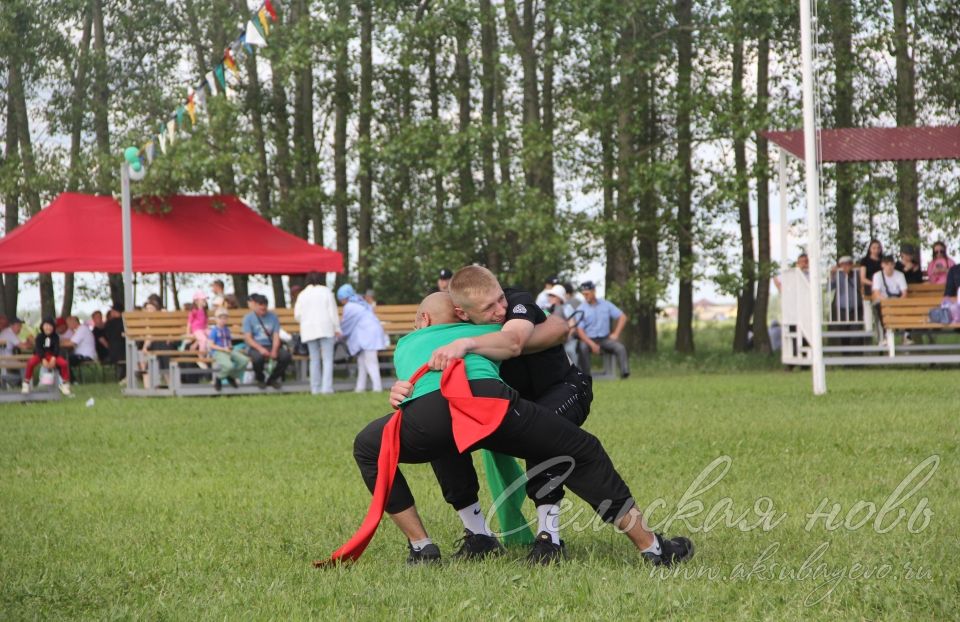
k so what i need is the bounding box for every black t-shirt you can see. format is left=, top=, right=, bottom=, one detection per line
left=861, top=256, right=882, bottom=281
left=103, top=317, right=125, bottom=363
left=497, top=288, right=572, bottom=401
left=895, top=261, right=924, bottom=284
left=945, top=265, right=960, bottom=298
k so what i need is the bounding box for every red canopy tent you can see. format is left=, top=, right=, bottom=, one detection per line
left=0, top=193, right=342, bottom=273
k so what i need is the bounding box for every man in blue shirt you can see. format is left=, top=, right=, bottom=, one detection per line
left=574, top=281, right=629, bottom=378
left=242, top=293, right=292, bottom=389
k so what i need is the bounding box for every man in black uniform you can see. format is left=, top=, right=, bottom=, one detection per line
left=391, top=266, right=593, bottom=563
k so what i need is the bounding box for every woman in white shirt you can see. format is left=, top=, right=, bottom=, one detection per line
left=294, top=272, right=341, bottom=394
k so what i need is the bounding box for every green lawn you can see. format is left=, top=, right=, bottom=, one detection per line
left=1, top=369, right=958, bottom=620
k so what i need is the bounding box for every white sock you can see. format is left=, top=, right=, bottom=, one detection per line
left=457, top=502, right=491, bottom=535
left=640, top=533, right=662, bottom=556
left=536, top=504, right=561, bottom=545
left=410, top=537, right=433, bottom=551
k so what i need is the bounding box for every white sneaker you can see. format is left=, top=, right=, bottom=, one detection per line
left=902, top=335, right=914, bottom=346
left=21, top=381, right=30, bottom=394
left=59, top=382, right=72, bottom=396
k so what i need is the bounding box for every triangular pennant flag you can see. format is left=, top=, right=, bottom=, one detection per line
left=145, top=141, right=156, bottom=163
left=159, top=132, right=167, bottom=154
left=186, top=99, right=196, bottom=125
left=176, top=105, right=186, bottom=127
left=225, top=83, right=236, bottom=101
left=214, top=64, right=226, bottom=90
left=224, top=49, right=237, bottom=74
left=167, top=119, right=177, bottom=144
left=258, top=8, right=270, bottom=36
left=205, top=71, right=218, bottom=96
left=264, top=0, right=277, bottom=20
left=246, top=21, right=267, bottom=47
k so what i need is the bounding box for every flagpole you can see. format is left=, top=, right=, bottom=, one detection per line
left=799, top=0, right=827, bottom=395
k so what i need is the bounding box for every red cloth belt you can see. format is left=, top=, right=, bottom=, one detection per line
left=315, top=358, right=510, bottom=566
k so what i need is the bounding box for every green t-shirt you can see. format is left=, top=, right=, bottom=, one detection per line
left=394, top=323, right=503, bottom=403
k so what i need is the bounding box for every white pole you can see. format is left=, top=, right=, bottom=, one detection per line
left=779, top=149, right=789, bottom=272
left=799, top=0, right=827, bottom=394
left=121, top=163, right=136, bottom=392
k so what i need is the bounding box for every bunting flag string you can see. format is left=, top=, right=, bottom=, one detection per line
left=125, top=0, right=278, bottom=172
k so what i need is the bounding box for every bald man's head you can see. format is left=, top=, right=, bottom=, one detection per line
left=415, top=292, right=459, bottom=329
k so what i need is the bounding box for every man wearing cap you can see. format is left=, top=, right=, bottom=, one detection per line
left=242, top=294, right=291, bottom=389
left=575, top=281, right=629, bottom=378
left=535, top=275, right=561, bottom=309
left=434, top=268, right=454, bottom=293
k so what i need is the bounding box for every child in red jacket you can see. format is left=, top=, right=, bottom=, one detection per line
left=23, top=318, right=71, bottom=396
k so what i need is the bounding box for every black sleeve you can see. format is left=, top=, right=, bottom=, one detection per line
left=51, top=334, right=60, bottom=357
left=504, top=289, right=542, bottom=325
left=946, top=267, right=960, bottom=298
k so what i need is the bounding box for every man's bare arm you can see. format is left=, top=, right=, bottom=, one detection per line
left=522, top=314, right=568, bottom=354
left=428, top=318, right=534, bottom=370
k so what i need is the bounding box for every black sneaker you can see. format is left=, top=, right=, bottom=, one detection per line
left=642, top=533, right=694, bottom=567
left=527, top=531, right=566, bottom=565
left=227, top=377, right=239, bottom=389
left=450, top=529, right=505, bottom=560
left=406, top=542, right=441, bottom=565
left=214, top=379, right=222, bottom=392
left=269, top=378, right=283, bottom=390
left=257, top=380, right=267, bottom=390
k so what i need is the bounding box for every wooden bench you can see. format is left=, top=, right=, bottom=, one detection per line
left=122, top=304, right=417, bottom=396
left=0, top=354, right=62, bottom=402
left=877, top=283, right=958, bottom=356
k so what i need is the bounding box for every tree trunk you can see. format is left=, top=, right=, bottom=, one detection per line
left=503, top=0, right=542, bottom=192
left=893, top=0, right=919, bottom=246
left=611, top=21, right=636, bottom=298
left=830, top=0, right=855, bottom=258
left=540, top=0, right=555, bottom=201
left=92, top=0, right=123, bottom=309
left=426, top=32, right=444, bottom=220
left=333, top=0, right=351, bottom=285
left=454, top=14, right=475, bottom=208
left=732, top=34, right=755, bottom=352
left=272, top=275, right=286, bottom=308
left=61, top=4, right=94, bottom=319
left=10, top=48, right=55, bottom=319
left=479, top=0, right=497, bottom=202
left=674, top=0, right=694, bottom=354
left=752, top=33, right=772, bottom=354
left=635, top=73, right=659, bottom=353
left=2, top=67, right=20, bottom=318
left=235, top=0, right=271, bottom=218
left=357, top=0, right=373, bottom=290
left=169, top=273, right=181, bottom=310
left=231, top=274, right=248, bottom=305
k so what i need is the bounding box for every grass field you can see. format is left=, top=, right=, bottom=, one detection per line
left=2, top=367, right=958, bottom=620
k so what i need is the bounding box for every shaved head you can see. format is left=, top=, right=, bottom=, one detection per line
left=415, top=292, right=459, bottom=329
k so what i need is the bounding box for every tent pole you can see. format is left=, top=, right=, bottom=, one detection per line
left=121, top=163, right=136, bottom=392
left=799, top=0, right=826, bottom=395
